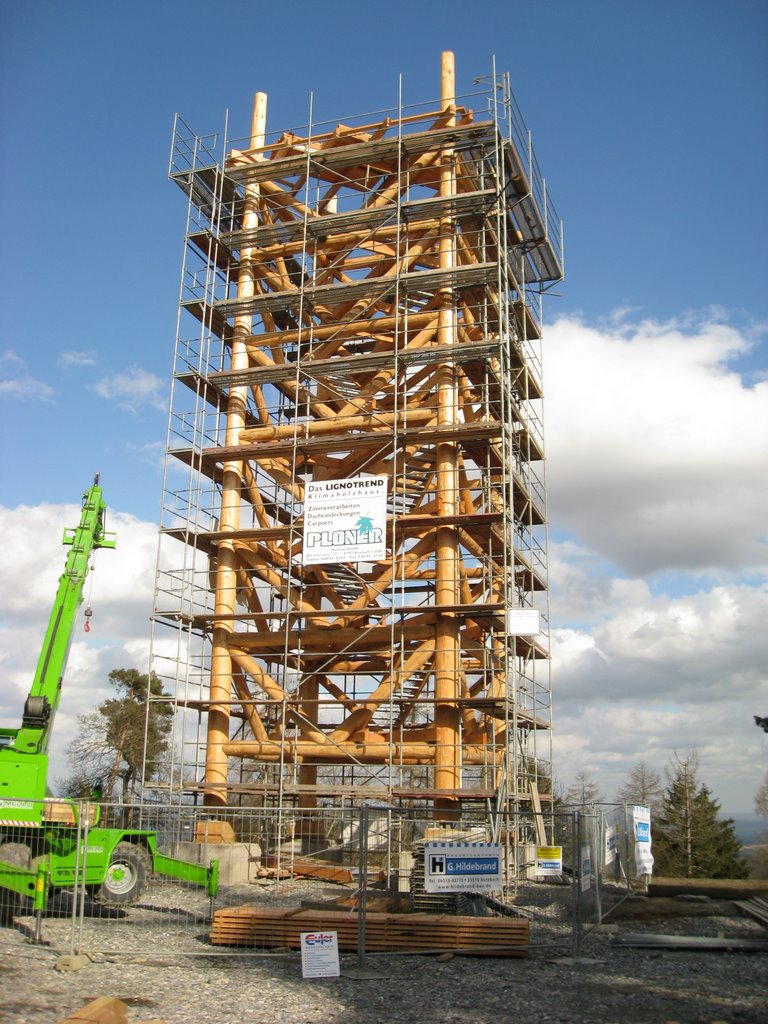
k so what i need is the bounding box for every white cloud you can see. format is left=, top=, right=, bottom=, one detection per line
left=91, top=366, right=166, bottom=412
left=58, top=349, right=96, bottom=367
left=0, top=502, right=160, bottom=787
left=545, top=314, right=768, bottom=576
left=0, top=349, right=54, bottom=401
left=545, top=312, right=767, bottom=810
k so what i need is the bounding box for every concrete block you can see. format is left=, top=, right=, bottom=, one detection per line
left=54, top=954, right=91, bottom=973
left=172, top=841, right=261, bottom=885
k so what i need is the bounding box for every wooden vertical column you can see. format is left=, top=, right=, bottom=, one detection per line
left=204, top=93, right=267, bottom=806
left=433, top=51, right=461, bottom=817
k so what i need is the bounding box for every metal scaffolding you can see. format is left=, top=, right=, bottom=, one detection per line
left=148, top=53, right=563, bottom=823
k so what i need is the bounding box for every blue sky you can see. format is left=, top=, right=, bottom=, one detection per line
left=1, top=0, right=766, bottom=812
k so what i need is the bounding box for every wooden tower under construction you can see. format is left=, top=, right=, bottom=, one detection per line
left=151, top=53, right=563, bottom=821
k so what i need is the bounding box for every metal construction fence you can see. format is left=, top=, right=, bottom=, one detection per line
left=1, top=799, right=643, bottom=962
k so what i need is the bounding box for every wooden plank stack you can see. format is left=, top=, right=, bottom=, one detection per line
left=210, top=906, right=529, bottom=957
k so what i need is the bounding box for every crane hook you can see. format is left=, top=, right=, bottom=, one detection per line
left=84, top=606, right=93, bottom=633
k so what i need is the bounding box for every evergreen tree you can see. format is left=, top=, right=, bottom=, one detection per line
left=61, top=669, right=173, bottom=803
left=751, top=770, right=768, bottom=879
left=653, top=751, right=747, bottom=879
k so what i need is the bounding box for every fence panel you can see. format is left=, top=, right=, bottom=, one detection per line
left=1, top=799, right=587, bottom=960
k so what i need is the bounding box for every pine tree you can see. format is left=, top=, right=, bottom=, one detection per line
left=653, top=751, right=747, bottom=879
left=750, top=770, right=768, bottom=879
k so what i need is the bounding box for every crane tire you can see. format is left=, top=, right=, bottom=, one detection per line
left=96, top=841, right=150, bottom=907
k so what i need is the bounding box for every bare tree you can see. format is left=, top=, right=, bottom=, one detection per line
left=564, top=770, right=604, bottom=809
left=58, top=669, right=173, bottom=803
left=616, top=760, right=664, bottom=817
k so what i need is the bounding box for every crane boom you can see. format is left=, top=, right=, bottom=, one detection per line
left=0, top=476, right=116, bottom=807
left=0, top=482, right=218, bottom=916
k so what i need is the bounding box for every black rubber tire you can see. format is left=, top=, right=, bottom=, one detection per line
left=0, top=842, right=32, bottom=926
left=96, top=842, right=150, bottom=907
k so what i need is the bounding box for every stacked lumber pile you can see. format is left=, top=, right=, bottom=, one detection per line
left=210, top=906, right=528, bottom=957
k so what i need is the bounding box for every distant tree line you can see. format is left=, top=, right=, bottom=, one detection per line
left=560, top=751, right=748, bottom=879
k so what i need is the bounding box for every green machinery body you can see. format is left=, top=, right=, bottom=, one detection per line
left=0, top=478, right=217, bottom=914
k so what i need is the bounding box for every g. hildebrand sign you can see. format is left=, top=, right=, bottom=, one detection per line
left=424, top=841, right=503, bottom=893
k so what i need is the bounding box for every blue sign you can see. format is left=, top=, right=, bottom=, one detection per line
left=635, top=820, right=651, bottom=842
left=424, top=842, right=502, bottom=893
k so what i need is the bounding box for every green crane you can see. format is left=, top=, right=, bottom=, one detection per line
left=0, top=478, right=217, bottom=924
left=0, top=475, right=116, bottom=812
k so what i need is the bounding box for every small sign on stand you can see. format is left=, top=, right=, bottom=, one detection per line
left=536, top=845, right=563, bottom=879
left=300, top=930, right=340, bottom=979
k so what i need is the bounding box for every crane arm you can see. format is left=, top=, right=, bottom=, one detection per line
left=2, top=476, right=116, bottom=778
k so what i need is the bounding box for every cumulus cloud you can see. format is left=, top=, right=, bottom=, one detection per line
left=545, top=312, right=767, bottom=809
left=0, top=502, right=160, bottom=785
left=0, top=350, right=55, bottom=401
left=91, top=366, right=166, bottom=412
left=545, top=314, right=768, bottom=576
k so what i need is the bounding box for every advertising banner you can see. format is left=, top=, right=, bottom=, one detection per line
left=300, top=931, right=340, bottom=978
left=604, top=824, right=617, bottom=865
left=424, top=842, right=503, bottom=893
left=303, top=476, right=387, bottom=565
left=632, top=805, right=654, bottom=877
left=580, top=845, right=592, bottom=892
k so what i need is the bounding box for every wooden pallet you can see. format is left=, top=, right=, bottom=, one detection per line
left=210, top=906, right=528, bottom=957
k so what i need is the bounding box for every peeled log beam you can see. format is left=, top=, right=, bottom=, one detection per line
left=239, top=406, right=433, bottom=443
left=222, top=739, right=500, bottom=765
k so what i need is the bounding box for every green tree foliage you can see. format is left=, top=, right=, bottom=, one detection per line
left=61, top=669, right=173, bottom=803
left=756, top=772, right=768, bottom=820
left=616, top=760, right=664, bottom=818
left=653, top=751, right=748, bottom=879
left=750, top=770, right=768, bottom=879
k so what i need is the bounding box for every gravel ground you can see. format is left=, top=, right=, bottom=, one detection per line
left=1, top=880, right=766, bottom=1024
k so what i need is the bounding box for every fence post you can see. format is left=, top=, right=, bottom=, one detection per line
left=593, top=811, right=602, bottom=928
left=357, top=802, right=369, bottom=969
left=69, top=804, right=84, bottom=956
left=571, top=810, right=581, bottom=959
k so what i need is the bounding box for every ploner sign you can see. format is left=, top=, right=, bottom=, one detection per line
left=424, top=842, right=502, bottom=893
left=303, top=476, right=387, bottom=565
